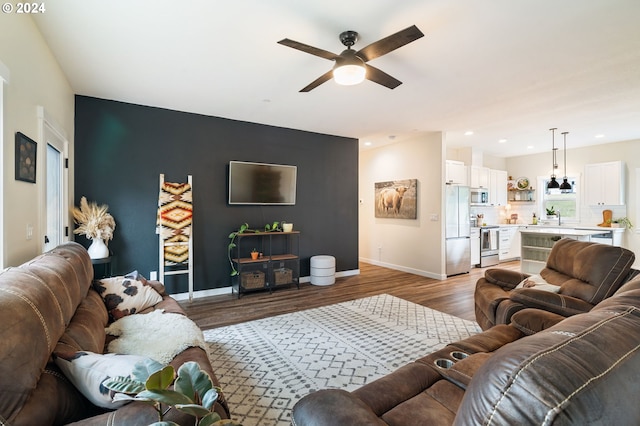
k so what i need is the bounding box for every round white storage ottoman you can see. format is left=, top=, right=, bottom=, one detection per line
left=310, top=255, right=336, bottom=286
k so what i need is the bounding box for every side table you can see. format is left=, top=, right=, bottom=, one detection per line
left=91, top=256, right=112, bottom=279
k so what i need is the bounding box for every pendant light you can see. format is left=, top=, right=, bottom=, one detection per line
left=559, top=131, right=572, bottom=192
left=547, top=128, right=560, bottom=189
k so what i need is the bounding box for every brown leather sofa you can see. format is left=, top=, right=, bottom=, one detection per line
left=292, top=275, right=640, bottom=425
left=0, top=242, right=229, bottom=426
left=474, top=238, right=637, bottom=330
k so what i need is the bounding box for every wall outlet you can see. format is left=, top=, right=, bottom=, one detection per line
left=26, top=224, right=33, bottom=240
left=149, top=271, right=157, bottom=280
left=430, top=214, right=439, bottom=221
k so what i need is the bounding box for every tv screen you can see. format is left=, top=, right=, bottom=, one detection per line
left=228, top=161, right=297, bottom=205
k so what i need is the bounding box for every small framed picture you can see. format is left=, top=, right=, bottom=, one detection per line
left=15, top=132, right=37, bottom=183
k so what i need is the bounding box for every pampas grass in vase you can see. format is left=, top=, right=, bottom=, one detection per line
left=72, top=196, right=115, bottom=259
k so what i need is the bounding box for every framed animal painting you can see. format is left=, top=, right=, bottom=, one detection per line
left=375, top=179, right=417, bottom=219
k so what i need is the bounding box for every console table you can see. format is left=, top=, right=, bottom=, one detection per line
left=230, top=231, right=300, bottom=298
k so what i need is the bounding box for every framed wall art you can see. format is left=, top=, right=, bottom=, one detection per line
left=15, top=132, right=37, bottom=183
left=375, top=179, right=418, bottom=219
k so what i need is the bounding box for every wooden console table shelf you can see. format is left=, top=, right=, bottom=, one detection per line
left=230, top=231, right=300, bottom=298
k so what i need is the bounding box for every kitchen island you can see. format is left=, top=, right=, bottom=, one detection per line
left=519, top=227, right=622, bottom=274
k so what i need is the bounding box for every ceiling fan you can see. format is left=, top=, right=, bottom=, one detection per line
left=278, top=25, right=424, bottom=92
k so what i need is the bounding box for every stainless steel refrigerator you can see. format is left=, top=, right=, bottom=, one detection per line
left=445, top=185, right=471, bottom=276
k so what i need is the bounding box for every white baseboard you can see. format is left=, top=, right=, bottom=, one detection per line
left=171, top=268, right=361, bottom=301
left=359, top=258, right=445, bottom=280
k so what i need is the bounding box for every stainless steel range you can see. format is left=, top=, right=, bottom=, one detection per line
left=480, top=226, right=499, bottom=267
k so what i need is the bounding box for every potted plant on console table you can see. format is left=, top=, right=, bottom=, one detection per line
left=227, top=221, right=283, bottom=276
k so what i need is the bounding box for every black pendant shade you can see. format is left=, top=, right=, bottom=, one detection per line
left=559, top=131, right=572, bottom=192
left=548, top=176, right=560, bottom=189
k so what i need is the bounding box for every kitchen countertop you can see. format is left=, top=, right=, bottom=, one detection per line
left=486, top=224, right=624, bottom=233
left=519, top=227, right=611, bottom=237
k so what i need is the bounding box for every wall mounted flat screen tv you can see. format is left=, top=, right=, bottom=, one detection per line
left=228, top=161, right=297, bottom=205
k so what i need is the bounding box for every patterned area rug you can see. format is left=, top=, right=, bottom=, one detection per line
left=203, top=294, right=481, bottom=426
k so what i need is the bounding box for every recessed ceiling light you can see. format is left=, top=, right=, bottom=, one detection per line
left=364, top=141, right=372, bottom=146
left=527, top=145, right=534, bottom=149
left=498, top=139, right=507, bottom=143
left=464, top=131, right=474, bottom=136
left=595, top=134, right=605, bottom=138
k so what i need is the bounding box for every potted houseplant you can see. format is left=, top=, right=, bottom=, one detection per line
left=610, top=217, right=633, bottom=229
left=72, top=196, right=116, bottom=259
left=545, top=206, right=557, bottom=220
left=228, top=222, right=282, bottom=276
left=103, top=360, right=241, bottom=426
left=250, top=248, right=259, bottom=260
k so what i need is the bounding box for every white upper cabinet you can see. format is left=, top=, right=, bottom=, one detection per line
left=470, top=166, right=490, bottom=188
left=490, top=169, right=508, bottom=206
left=584, top=161, right=625, bottom=206
left=445, top=160, right=468, bottom=185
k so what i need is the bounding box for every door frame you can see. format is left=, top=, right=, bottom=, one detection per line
left=38, top=106, right=69, bottom=252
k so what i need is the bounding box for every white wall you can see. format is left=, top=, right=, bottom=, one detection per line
left=359, top=132, right=446, bottom=278
left=0, top=15, right=74, bottom=266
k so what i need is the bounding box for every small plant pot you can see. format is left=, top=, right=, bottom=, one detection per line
left=250, top=252, right=259, bottom=260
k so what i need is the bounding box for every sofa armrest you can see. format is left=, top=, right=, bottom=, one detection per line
left=510, top=308, right=567, bottom=335
left=510, top=289, right=594, bottom=317
left=292, top=389, right=387, bottom=426
left=483, top=268, right=528, bottom=289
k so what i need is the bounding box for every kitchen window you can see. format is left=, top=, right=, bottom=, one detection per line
left=537, top=175, right=580, bottom=223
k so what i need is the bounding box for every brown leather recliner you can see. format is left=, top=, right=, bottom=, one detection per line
left=292, top=276, right=640, bottom=425
left=474, top=238, right=637, bottom=330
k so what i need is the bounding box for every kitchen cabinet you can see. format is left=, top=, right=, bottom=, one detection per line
left=584, top=161, right=625, bottom=206
left=490, top=169, right=508, bottom=206
left=470, top=227, right=480, bottom=267
left=445, top=160, right=468, bottom=185
left=498, top=226, right=521, bottom=261
left=470, top=166, right=490, bottom=189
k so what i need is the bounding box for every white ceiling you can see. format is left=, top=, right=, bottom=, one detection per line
left=32, top=0, right=640, bottom=158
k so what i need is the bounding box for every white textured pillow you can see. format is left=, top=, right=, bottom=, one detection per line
left=54, top=351, right=159, bottom=408
left=94, top=275, right=163, bottom=320
left=515, top=274, right=561, bottom=293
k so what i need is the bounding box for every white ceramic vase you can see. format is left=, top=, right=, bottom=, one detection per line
left=87, top=238, right=109, bottom=259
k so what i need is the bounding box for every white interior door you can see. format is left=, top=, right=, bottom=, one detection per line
left=41, top=113, right=68, bottom=252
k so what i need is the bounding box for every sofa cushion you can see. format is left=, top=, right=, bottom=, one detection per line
left=544, top=238, right=635, bottom=304
left=54, top=351, right=161, bottom=409
left=93, top=275, right=163, bottom=321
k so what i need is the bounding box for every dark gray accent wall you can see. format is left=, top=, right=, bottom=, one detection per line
left=74, top=96, right=358, bottom=294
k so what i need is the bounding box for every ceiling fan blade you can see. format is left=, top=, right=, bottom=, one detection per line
left=356, top=25, right=424, bottom=62
left=365, top=64, right=402, bottom=89
left=300, top=70, right=334, bottom=92
left=278, top=38, right=339, bottom=61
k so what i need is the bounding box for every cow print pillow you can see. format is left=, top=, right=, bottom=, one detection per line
left=93, top=275, right=163, bottom=321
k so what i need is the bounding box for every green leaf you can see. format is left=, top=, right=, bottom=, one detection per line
left=102, top=376, right=146, bottom=394
left=201, top=388, right=219, bottom=410
left=175, top=361, right=214, bottom=404
left=137, top=389, right=193, bottom=406
left=146, top=365, right=175, bottom=390
left=175, top=403, right=211, bottom=418
left=131, top=359, right=164, bottom=383
left=197, top=412, right=223, bottom=426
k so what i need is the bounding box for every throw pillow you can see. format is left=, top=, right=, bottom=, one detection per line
left=515, top=274, right=561, bottom=293
left=94, top=274, right=163, bottom=321
left=54, top=351, right=161, bottom=409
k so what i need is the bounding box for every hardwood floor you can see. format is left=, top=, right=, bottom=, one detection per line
left=180, top=261, right=520, bottom=330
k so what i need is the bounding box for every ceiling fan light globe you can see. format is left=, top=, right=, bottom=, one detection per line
left=333, top=64, right=366, bottom=85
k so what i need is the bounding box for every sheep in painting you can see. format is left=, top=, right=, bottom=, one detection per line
left=378, top=186, right=408, bottom=215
